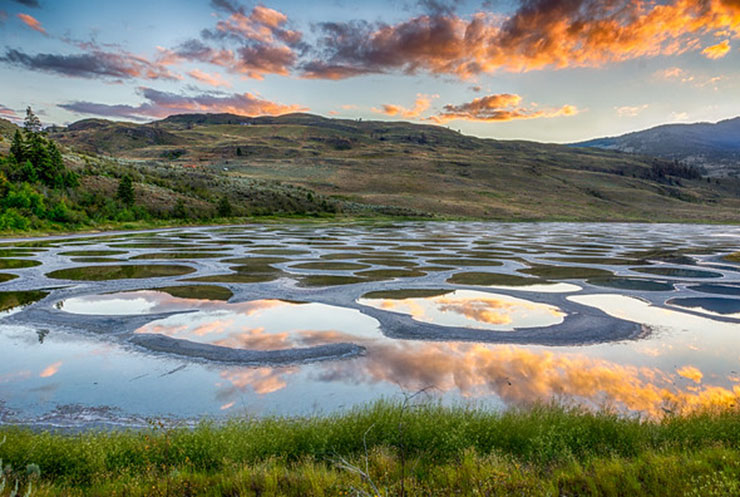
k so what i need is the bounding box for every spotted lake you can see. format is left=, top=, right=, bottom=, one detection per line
left=0, top=222, right=738, bottom=427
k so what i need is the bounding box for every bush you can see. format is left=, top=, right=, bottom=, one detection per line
left=0, top=209, right=31, bottom=231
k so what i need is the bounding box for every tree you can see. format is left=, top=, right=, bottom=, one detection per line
left=116, top=175, right=135, bottom=206
left=217, top=195, right=232, bottom=217
left=9, top=130, right=25, bottom=164
left=23, top=106, right=42, bottom=134
left=236, top=147, right=243, bottom=156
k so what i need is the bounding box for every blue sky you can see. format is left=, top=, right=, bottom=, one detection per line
left=1, top=0, right=739, bottom=142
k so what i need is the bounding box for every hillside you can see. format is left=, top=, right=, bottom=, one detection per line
left=45, top=112, right=740, bottom=223
left=573, top=117, right=740, bottom=177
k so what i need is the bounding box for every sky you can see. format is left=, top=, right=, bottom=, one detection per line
left=0, top=0, right=739, bottom=143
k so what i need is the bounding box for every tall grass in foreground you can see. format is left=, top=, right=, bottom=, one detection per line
left=2, top=401, right=740, bottom=496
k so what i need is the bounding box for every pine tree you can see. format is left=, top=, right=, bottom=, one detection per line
left=9, top=130, right=25, bottom=164
left=117, top=175, right=135, bottom=206
left=23, top=106, right=42, bottom=134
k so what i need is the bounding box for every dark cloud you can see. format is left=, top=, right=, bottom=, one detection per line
left=0, top=48, right=179, bottom=80
left=210, top=0, right=242, bottom=14
left=11, top=0, right=40, bottom=8
left=59, top=87, right=306, bottom=120
left=301, top=15, right=478, bottom=79
left=417, top=0, right=461, bottom=15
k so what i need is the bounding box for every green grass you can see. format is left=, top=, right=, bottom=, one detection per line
left=46, top=264, right=196, bottom=281
left=4, top=402, right=740, bottom=496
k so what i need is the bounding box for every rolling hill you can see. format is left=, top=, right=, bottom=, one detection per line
left=39, top=112, right=740, bottom=223
left=573, top=117, right=740, bottom=177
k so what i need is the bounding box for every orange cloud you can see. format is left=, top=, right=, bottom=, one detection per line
left=372, top=93, right=438, bottom=119
left=216, top=6, right=300, bottom=45
left=320, top=341, right=740, bottom=417
left=304, top=0, right=740, bottom=79
left=17, top=13, right=45, bottom=34
left=702, top=39, right=731, bottom=58
left=429, top=93, right=578, bottom=123
left=40, top=361, right=62, bottom=378
left=188, top=69, right=232, bottom=87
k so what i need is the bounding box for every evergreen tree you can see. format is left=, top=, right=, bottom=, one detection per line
left=236, top=147, right=243, bottom=156
left=116, top=175, right=135, bottom=206
left=9, top=130, right=25, bottom=164
left=23, top=106, right=42, bottom=134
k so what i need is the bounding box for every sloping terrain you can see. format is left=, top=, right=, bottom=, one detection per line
left=573, top=117, right=740, bottom=177
left=47, top=113, right=740, bottom=222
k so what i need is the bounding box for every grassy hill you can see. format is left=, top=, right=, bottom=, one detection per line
left=46, top=112, right=740, bottom=223
left=573, top=117, right=740, bottom=178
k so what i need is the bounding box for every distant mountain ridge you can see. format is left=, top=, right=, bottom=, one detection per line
left=572, top=117, right=740, bottom=177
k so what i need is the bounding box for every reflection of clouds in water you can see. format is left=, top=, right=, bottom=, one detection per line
left=218, top=367, right=297, bottom=398
left=315, top=341, right=740, bottom=417
left=135, top=298, right=380, bottom=350
left=39, top=361, right=62, bottom=378
left=362, top=290, right=565, bottom=330
left=63, top=292, right=286, bottom=316
left=0, top=369, right=32, bottom=383
left=436, top=297, right=516, bottom=325
left=677, top=366, right=703, bottom=384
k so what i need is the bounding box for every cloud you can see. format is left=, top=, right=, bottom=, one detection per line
left=210, top=0, right=241, bottom=14
left=702, top=39, right=731, bottom=59
left=615, top=104, right=648, bottom=117
left=372, top=93, right=438, bottom=119
left=212, top=5, right=302, bottom=46
left=58, top=87, right=307, bottom=120
left=0, top=48, right=180, bottom=81
left=180, top=4, right=303, bottom=79
left=11, top=0, right=40, bottom=7
left=429, top=93, right=578, bottom=123
left=16, top=13, right=45, bottom=34
left=671, top=111, right=690, bottom=121
left=302, top=15, right=481, bottom=79
left=302, top=0, right=740, bottom=79
left=173, top=36, right=297, bottom=80
left=0, top=104, right=20, bottom=121
left=657, top=66, right=687, bottom=80
left=188, top=69, right=231, bottom=87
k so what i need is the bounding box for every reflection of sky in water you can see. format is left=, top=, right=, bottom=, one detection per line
left=358, top=289, right=566, bottom=330
left=487, top=282, right=582, bottom=293
left=1, top=291, right=739, bottom=422
left=64, top=292, right=383, bottom=350
left=1, top=222, right=740, bottom=424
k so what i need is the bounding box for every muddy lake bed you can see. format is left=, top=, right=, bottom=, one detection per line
left=0, top=222, right=739, bottom=428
